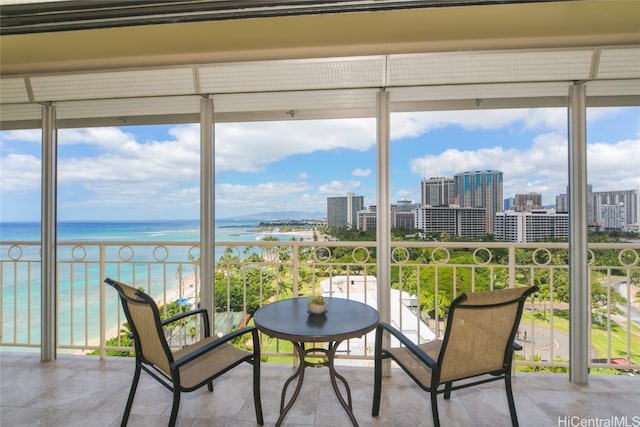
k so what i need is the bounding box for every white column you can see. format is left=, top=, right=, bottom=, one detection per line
left=200, top=96, right=215, bottom=333
left=376, top=89, right=391, bottom=376
left=568, top=82, right=589, bottom=384
left=41, top=103, right=57, bottom=361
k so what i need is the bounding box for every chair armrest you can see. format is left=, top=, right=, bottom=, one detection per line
left=512, top=341, right=523, bottom=351
left=162, top=308, right=211, bottom=337
left=173, top=326, right=258, bottom=367
left=376, top=322, right=438, bottom=369
left=161, top=308, right=208, bottom=326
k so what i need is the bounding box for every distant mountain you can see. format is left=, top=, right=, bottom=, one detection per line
left=219, top=211, right=325, bottom=221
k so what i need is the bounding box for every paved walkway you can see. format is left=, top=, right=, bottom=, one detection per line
left=515, top=324, right=600, bottom=362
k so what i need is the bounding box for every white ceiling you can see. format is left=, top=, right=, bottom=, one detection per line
left=1, top=46, right=639, bottom=129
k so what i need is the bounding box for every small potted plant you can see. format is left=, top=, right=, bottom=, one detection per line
left=307, top=294, right=327, bottom=314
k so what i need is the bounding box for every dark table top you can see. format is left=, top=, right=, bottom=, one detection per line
left=254, top=297, right=379, bottom=342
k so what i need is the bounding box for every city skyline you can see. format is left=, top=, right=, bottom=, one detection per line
left=0, top=107, right=638, bottom=222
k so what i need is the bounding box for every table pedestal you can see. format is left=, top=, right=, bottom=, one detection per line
left=254, top=298, right=379, bottom=427
left=276, top=340, right=358, bottom=427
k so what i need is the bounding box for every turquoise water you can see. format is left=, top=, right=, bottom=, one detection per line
left=0, top=219, right=275, bottom=347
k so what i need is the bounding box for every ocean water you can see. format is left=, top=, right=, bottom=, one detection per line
left=0, top=219, right=261, bottom=242
left=0, top=219, right=269, bottom=261
left=0, top=219, right=278, bottom=347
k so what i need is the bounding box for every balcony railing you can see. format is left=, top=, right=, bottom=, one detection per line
left=1, top=239, right=638, bottom=373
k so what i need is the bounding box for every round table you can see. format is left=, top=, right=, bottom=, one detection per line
left=254, top=297, right=379, bottom=427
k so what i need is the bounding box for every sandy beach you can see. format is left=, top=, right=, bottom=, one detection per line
left=159, top=272, right=199, bottom=306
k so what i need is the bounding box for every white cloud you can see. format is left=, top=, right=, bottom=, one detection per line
left=352, top=168, right=371, bottom=177
left=317, top=180, right=361, bottom=196
left=392, top=107, right=628, bottom=138
left=215, top=119, right=376, bottom=172
left=0, top=153, right=41, bottom=192
left=215, top=181, right=318, bottom=215
left=391, top=109, right=532, bottom=139
left=53, top=127, right=199, bottom=186
left=587, top=138, right=640, bottom=191
left=0, top=129, right=42, bottom=144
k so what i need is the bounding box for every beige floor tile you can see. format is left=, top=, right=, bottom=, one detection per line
left=1, top=353, right=638, bottom=427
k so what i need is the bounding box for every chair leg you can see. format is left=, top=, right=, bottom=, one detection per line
left=168, top=388, right=181, bottom=427
left=207, top=381, right=213, bottom=392
left=430, top=390, right=441, bottom=427
left=372, top=346, right=382, bottom=416
left=443, top=382, right=452, bottom=400
left=121, top=361, right=142, bottom=427
left=253, top=360, right=264, bottom=425
left=505, top=375, right=519, bottom=427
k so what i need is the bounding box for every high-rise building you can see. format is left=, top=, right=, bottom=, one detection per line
left=593, top=190, right=638, bottom=230
left=600, top=203, right=626, bottom=231
left=395, top=211, right=416, bottom=230
left=556, top=187, right=637, bottom=229
left=415, top=207, right=486, bottom=238
left=327, top=192, right=364, bottom=229
left=421, top=177, right=455, bottom=207
left=395, top=199, right=418, bottom=230
left=454, top=170, right=503, bottom=234
left=357, top=202, right=417, bottom=231
left=514, top=193, right=542, bottom=212
left=396, top=199, right=420, bottom=212
left=494, top=210, right=569, bottom=242
left=557, top=185, right=594, bottom=224
left=555, top=193, right=569, bottom=213
left=357, top=206, right=377, bottom=231
left=504, top=197, right=516, bottom=211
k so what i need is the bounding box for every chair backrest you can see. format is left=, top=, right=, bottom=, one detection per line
left=105, top=278, right=173, bottom=374
left=437, top=286, right=537, bottom=383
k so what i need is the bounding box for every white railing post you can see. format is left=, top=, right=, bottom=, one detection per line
left=99, top=244, right=106, bottom=359
left=292, top=241, right=299, bottom=298
left=508, top=245, right=516, bottom=288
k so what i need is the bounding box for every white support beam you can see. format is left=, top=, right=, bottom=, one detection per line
left=568, top=82, right=589, bottom=384
left=376, top=89, right=391, bottom=376
left=41, top=103, right=57, bottom=361
left=200, top=96, right=215, bottom=334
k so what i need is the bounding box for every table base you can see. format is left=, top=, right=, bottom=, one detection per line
left=276, top=340, right=358, bottom=427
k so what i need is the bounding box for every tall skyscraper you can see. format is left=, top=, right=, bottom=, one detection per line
left=454, top=170, right=503, bottom=234
left=326, top=192, right=364, bottom=229
left=421, top=177, right=455, bottom=207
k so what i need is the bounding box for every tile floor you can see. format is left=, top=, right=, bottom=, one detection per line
left=1, top=352, right=638, bottom=427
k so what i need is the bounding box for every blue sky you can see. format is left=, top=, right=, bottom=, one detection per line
left=1, top=107, right=638, bottom=222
